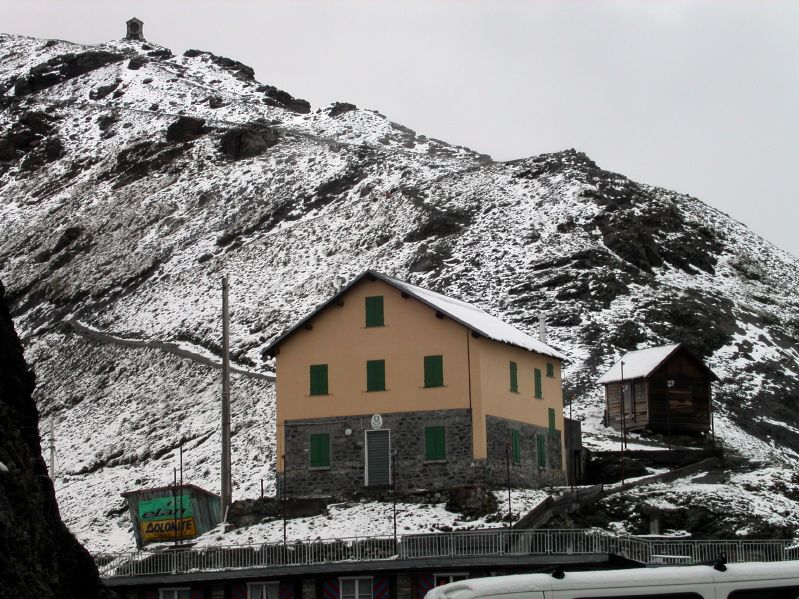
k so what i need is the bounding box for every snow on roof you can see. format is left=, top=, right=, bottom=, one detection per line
left=596, top=343, right=681, bottom=384
left=379, top=273, right=567, bottom=360
left=266, top=271, right=567, bottom=361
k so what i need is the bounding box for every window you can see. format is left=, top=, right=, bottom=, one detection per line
left=511, top=430, right=521, bottom=464
left=509, top=361, right=518, bottom=393
left=159, top=590, right=190, bottom=599
left=365, top=296, right=384, bottom=327
left=534, top=368, right=543, bottom=399
left=424, top=355, right=444, bottom=388
left=548, top=407, right=556, bottom=431
left=728, top=588, right=799, bottom=599
left=310, top=433, right=330, bottom=468
left=309, top=364, right=328, bottom=395
left=341, top=578, right=372, bottom=599
left=248, top=583, right=279, bottom=599
left=576, top=594, right=706, bottom=599
left=537, top=435, right=546, bottom=468
left=366, top=359, right=386, bottom=392
left=425, top=426, right=446, bottom=461
left=546, top=362, right=555, bottom=378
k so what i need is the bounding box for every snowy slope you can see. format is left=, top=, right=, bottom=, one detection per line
left=1, top=33, right=798, bottom=552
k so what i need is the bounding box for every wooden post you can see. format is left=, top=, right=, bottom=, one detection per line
left=666, top=380, right=674, bottom=469
left=221, top=277, right=232, bottom=519
left=505, top=443, right=512, bottom=524
left=619, top=361, right=626, bottom=489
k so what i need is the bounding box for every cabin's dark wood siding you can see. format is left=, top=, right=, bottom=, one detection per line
left=605, top=379, right=648, bottom=430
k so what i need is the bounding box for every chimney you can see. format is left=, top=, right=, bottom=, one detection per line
left=539, top=314, right=547, bottom=343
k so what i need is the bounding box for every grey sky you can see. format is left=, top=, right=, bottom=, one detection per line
left=4, top=0, right=798, bottom=257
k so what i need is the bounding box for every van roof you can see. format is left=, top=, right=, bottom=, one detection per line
left=428, top=561, right=799, bottom=598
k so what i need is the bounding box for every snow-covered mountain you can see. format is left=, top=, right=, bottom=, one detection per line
left=1, top=32, right=797, bottom=552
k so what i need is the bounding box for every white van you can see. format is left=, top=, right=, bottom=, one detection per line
left=424, top=561, right=799, bottom=599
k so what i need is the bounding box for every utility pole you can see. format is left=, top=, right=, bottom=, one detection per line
left=619, top=360, right=626, bottom=489
left=48, top=416, right=56, bottom=481
left=221, top=277, right=232, bottom=520
left=666, top=380, right=674, bottom=469
left=505, top=443, right=512, bottom=525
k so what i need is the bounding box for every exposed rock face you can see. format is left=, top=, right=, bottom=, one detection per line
left=219, top=126, right=279, bottom=160
left=0, top=281, right=109, bottom=598
left=166, top=116, right=207, bottom=143
left=13, top=51, right=125, bottom=96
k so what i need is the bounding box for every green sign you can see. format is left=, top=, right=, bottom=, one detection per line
left=138, top=494, right=193, bottom=522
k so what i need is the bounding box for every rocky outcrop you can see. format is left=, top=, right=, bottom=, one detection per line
left=0, top=281, right=109, bottom=598
left=219, top=126, right=279, bottom=160
left=13, top=51, right=125, bottom=96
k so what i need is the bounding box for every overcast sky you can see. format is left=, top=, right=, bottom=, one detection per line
left=4, top=0, right=798, bottom=257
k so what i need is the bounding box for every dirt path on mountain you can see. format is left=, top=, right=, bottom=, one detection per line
left=61, top=319, right=274, bottom=382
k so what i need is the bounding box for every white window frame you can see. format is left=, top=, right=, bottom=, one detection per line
left=340, top=576, right=373, bottom=599
left=247, top=582, right=279, bottom=599
left=159, top=589, right=191, bottom=599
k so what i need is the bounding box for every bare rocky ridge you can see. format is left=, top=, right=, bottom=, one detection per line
left=0, top=281, right=110, bottom=598
left=0, top=32, right=797, bottom=550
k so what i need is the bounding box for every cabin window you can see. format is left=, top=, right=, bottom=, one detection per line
left=425, top=426, right=446, bottom=461
left=424, top=355, right=444, bottom=388
left=248, top=583, right=279, bottom=599
left=310, top=433, right=330, bottom=468
left=537, top=435, right=546, bottom=468
left=365, top=296, right=384, bottom=327
left=546, top=362, right=555, bottom=377
left=309, top=364, right=328, bottom=395
left=366, top=359, right=386, bottom=392
left=548, top=407, right=556, bottom=431
left=534, top=368, right=543, bottom=399
left=341, top=578, right=372, bottom=599
left=159, top=589, right=190, bottom=599
left=511, top=429, right=521, bottom=464
left=509, top=361, right=518, bottom=392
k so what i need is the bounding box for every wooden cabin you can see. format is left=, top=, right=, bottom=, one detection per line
left=597, top=343, right=717, bottom=435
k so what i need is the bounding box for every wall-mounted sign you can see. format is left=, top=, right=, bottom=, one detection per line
left=371, top=413, right=383, bottom=430
left=138, top=494, right=197, bottom=543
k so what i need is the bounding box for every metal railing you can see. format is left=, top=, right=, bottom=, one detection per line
left=95, top=529, right=798, bottom=579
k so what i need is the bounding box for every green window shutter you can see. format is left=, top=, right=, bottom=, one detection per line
left=537, top=435, right=546, bottom=468
left=425, top=426, right=446, bottom=461
left=310, top=433, right=330, bottom=468
left=534, top=368, right=543, bottom=399
left=546, top=362, right=554, bottom=378
left=424, top=355, right=444, bottom=388
left=511, top=430, right=521, bottom=464
left=366, top=359, right=386, bottom=392
left=509, top=361, right=518, bottom=393
left=309, top=364, right=328, bottom=395
left=365, top=296, right=384, bottom=327
left=548, top=407, right=556, bottom=431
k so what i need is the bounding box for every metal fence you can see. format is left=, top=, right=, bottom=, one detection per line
left=96, top=529, right=799, bottom=579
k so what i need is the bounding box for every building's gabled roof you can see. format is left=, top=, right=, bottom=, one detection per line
left=265, top=270, right=567, bottom=360
left=127, top=17, right=143, bottom=24
left=596, top=342, right=717, bottom=384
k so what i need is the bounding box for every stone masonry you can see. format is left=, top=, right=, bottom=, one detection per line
left=281, top=409, right=564, bottom=497
left=282, top=409, right=475, bottom=497
left=484, top=415, right=565, bottom=488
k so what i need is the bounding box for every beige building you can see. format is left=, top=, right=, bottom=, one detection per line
left=265, top=271, right=568, bottom=496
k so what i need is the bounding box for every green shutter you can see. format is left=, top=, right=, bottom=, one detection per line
left=511, top=430, right=521, bottom=464
left=366, top=359, right=386, bottom=392
left=424, top=355, right=444, bottom=388
left=425, top=426, right=446, bottom=461
left=365, top=296, right=384, bottom=327
left=310, top=364, right=328, bottom=395
left=546, top=362, right=554, bottom=378
left=509, top=361, right=518, bottom=393
left=548, top=407, right=556, bottom=431
left=537, top=435, right=546, bottom=468
left=534, top=368, right=542, bottom=399
left=310, top=433, right=330, bottom=468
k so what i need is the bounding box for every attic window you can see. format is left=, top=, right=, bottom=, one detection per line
left=534, top=368, right=543, bottom=399
left=365, top=296, right=384, bottom=327
left=509, top=361, right=518, bottom=393
left=546, top=362, right=555, bottom=378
